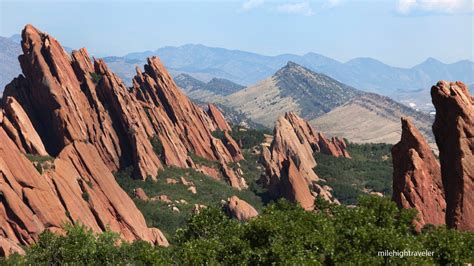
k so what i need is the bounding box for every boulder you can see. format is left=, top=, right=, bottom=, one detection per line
left=134, top=188, right=149, bottom=201
left=225, top=196, right=258, bottom=221
left=187, top=186, right=197, bottom=194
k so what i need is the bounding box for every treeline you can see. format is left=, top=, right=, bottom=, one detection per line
left=2, top=196, right=474, bottom=265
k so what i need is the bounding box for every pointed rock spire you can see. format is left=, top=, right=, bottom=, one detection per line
left=392, top=117, right=445, bottom=230
left=431, top=81, right=474, bottom=231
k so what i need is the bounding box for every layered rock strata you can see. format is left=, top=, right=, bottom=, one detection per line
left=392, top=117, right=445, bottom=230
left=431, top=81, right=474, bottom=231
left=259, top=112, right=344, bottom=209
left=0, top=24, right=246, bottom=255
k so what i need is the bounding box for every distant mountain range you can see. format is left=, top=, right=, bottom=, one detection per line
left=118, top=44, right=473, bottom=92
left=0, top=35, right=22, bottom=91
left=198, top=62, right=434, bottom=145
left=174, top=73, right=244, bottom=96
left=1, top=37, right=472, bottom=107
left=106, top=44, right=474, bottom=113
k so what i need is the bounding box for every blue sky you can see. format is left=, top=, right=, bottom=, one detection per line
left=0, top=0, right=472, bottom=67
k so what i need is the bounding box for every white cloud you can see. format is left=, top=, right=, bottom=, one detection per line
left=276, top=1, right=315, bottom=16
left=397, top=0, right=417, bottom=14
left=396, top=0, right=472, bottom=14
left=325, top=0, right=341, bottom=8
left=241, top=0, right=265, bottom=10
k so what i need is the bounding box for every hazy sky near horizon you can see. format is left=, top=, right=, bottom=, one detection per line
left=0, top=0, right=472, bottom=67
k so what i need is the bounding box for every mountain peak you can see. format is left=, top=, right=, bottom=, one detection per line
left=285, top=61, right=302, bottom=68
left=275, top=61, right=308, bottom=77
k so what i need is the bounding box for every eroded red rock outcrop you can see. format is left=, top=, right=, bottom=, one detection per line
left=284, top=112, right=351, bottom=158
left=207, top=103, right=232, bottom=132
left=0, top=24, right=246, bottom=255
left=392, top=117, right=445, bottom=230
left=4, top=24, right=244, bottom=184
left=431, top=81, right=474, bottom=231
left=259, top=112, right=340, bottom=209
left=225, top=196, right=258, bottom=221
left=130, top=56, right=246, bottom=188
left=0, top=128, right=169, bottom=254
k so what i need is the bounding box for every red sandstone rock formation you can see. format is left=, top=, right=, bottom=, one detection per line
left=0, top=128, right=168, bottom=254
left=1, top=97, right=48, bottom=156
left=431, top=81, right=474, bottom=231
left=392, top=117, right=445, bottom=230
left=0, top=237, right=25, bottom=257
left=225, top=196, right=258, bottom=221
left=284, top=112, right=351, bottom=158
left=259, top=112, right=338, bottom=208
left=4, top=24, right=243, bottom=184
left=130, top=56, right=245, bottom=187
left=207, top=103, right=232, bottom=132
left=222, top=131, right=244, bottom=161
left=0, top=24, right=248, bottom=255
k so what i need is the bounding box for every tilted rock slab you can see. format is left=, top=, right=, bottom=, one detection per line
left=0, top=24, right=249, bottom=255
left=432, top=81, right=474, bottom=231
left=207, top=103, right=232, bottom=132
left=392, top=117, right=445, bottom=230
left=284, top=112, right=351, bottom=158
left=0, top=129, right=168, bottom=255
left=4, top=24, right=244, bottom=184
left=260, top=112, right=340, bottom=209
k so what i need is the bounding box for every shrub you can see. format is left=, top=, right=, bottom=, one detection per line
left=150, top=136, right=164, bottom=158
left=4, top=197, right=474, bottom=265
left=90, top=72, right=102, bottom=84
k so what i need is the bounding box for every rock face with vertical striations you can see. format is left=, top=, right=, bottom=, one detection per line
left=431, top=81, right=474, bottom=231
left=207, top=103, right=232, bottom=132
left=284, top=112, right=351, bottom=158
left=130, top=56, right=246, bottom=188
left=259, top=112, right=343, bottom=209
left=391, top=117, right=445, bottom=230
left=0, top=24, right=247, bottom=256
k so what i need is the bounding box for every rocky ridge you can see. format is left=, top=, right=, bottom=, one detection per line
left=0, top=24, right=246, bottom=255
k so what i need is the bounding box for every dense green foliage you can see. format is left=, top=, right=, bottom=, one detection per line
left=1, top=224, right=172, bottom=265
left=212, top=126, right=271, bottom=149
left=4, top=197, right=474, bottom=265
left=314, top=143, right=393, bottom=205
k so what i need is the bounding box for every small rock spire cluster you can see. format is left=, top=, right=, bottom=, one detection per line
left=259, top=112, right=350, bottom=209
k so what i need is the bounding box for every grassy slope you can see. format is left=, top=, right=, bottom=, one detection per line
left=116, top=126, right=393, bottom=240
left=115, top=152, right=265, bottom=243
left=314, top=143, right=393, bottom=205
